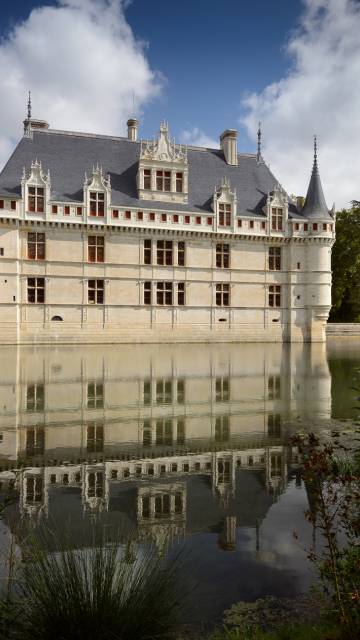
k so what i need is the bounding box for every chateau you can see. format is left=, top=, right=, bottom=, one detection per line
left=0, top=102, right=335, bottom=344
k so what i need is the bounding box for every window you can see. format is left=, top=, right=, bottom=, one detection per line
left=196, top=216, right=201, bottom=225
left=143, top=380, right=152, bottom=405
left=156, top=419, right=173, bottom=445
left=88, top=279, right=104, bottom=304
left=216, top=243, right=230, bottom=268
left=28, top=186, right=44, bottom=213
left=295, top=223, right=299, bottom=231
left=157, top=282, right=173, bottom=305
left=77, top=207, right=82, bottom=216
left=216, top=377, right=230, bottom=402
left=177, top=379, right=185, bottom=404
left=216, top=283, right=229, bottom=307
left=27, top=233, right=45, bottom=260
left=27, top=277, right=45, bottom=303
left=219, top=203, right=231, bottom=227
left=144, top=239, right=152, bottom=265
left=173, top=214, right=179, bottom=223
left=11, top=201, right=16, bottom=210
left=64, top=206, right=70, bottom=215
left=143, top=419, right=152, bottom=446
left=176, top=172, right=183, bottom=193
left=177, top=282, right=185, bottom=305
left=89, top=192, right=105, bottom=217
left=156, top=170, right=171, bottom=192
left=268, top=376, right=281, bottom=400
left=0, top=200, right=3, bottom=209
left=112, top=210, right=119, bottom=219
left=249, top=220, right=254, bottom=229
left=87, top=472, right=104, bottom=498
left=215, top=416, right=230, bottom=442
left=87, top=423, right=104, bottom=453
left=143, top=169, right=151, bottom=190
left=269, top=285, right=281, bottom=308
left=125, top=211, right=131, bottom=219
left=323, top=223, right=327, bottom=231
left=26, top=477, right=43, bottom=503
left=271, top=207, right=283, bottom=231
left=177, top=241, right=185, bottom=266
left=138, top=211, right=143, bottom=220
left=52, top=205, right=58, bottom=214
left=87, top=382, right=104, bottom=408
left=88, top=236, right=104, bottom=263
left=26, top=383, right=44, bottom=411
left=269, top=246, right=281, bottom=271
left=157, top=240, right=173, bottom=266
left=237, top=219, right=242, bottom=227
left=144, top=282, right=152, bottom=305
left=0, top=248, right=3, bottom=256
left=304, top=223, right=308, bottom=231
left=156, top=379, right=173, bottom=404
left=149, top=212, right=155, bottom=221
left=184, top=215, right=190, bottom=224
left=207, top=217, right=212, bottom=226
left=26, top=428, right=45, bottom=457
left=313, top=223, right=318, bottom=231
left=268, top=414, right=281, bottom=437
left=155, top=493, right=170, bottom=517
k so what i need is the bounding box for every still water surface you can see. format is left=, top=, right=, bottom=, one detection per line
left=0, top=339, right=359, bottom=625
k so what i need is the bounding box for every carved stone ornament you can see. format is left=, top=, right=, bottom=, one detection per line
left=213, top=177, right=237, bottom=214
left=140, top=122, right=187, bottom=164
left=84, top=164, right=111, bottom=193
left=22, top=159, right=51, bottom=190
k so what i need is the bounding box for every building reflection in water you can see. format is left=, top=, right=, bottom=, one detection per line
left=0, top=343, right=331, bottom=554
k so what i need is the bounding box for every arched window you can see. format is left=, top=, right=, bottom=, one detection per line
left=51, top=315, right=63, bottom=322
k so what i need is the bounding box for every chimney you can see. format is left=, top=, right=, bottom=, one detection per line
left=220, top=129, right=238, bottom=166
left=127, top=118, right=139, bottom=142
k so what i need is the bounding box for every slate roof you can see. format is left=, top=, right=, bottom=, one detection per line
left=302, top=155, right=332, bottom=219
left=0, top=128, right=302, bottom=217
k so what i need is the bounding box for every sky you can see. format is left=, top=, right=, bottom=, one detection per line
left=0, top=0, right=359, bottom=207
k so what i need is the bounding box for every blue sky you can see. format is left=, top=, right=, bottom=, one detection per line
left=0, top=0, right=359, bottom=207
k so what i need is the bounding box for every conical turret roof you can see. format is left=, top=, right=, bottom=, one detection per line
left=302, top=137, right=331, bottom=219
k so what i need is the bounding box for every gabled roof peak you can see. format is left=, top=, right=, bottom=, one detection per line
left=302, top=136, right=331, bottom=219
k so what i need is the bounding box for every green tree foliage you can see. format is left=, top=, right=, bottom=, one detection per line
left=330, top=205, right=360, bottom=322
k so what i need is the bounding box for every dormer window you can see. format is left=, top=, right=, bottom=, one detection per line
left=219, top=203, right=231, bottom=227
left=90, top=192, right=105, bottom=217
left=176, top=172, right=183, bottom=193
left=28, top=186, right=44, bottom=213
left=271, top=207, right=283, bottom=231
left=156, top=170, right=171, bottom=192
left=143, top=169, right=151, bottom=190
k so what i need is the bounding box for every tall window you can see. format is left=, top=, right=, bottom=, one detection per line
left=88, top=236, right=104, bottom=263
left=156, top=379, right=173, bottom=404
left=268, top=376, right=281, bottom=400
left=27, top=278, right=45, bottom=303
left=268, top=414, right=281, bottom=437
left=157, top=282, right=172, bottom=305
left=219, top=203, right=231, bottom=227
left=27, top=233, right=45, bottom=260
left=143, top=380, right=152, bottom=405
left=28, top=186, right=44, bottom=213
left=87, top=423, right=104, bottom=453
left=157, top=240, right=173, bottom=265
left=26, top=428, right=45, bottom=457
left=216, top=243, right=230, bottom=268
left=177, top=241, right=185, bottom=266
left=156, top=419, right=173, bottom=445
left=89, top=192, right=105, bottom=217
left=216, top=283, right=230, bottom=307
left=271, top=207, right=283, bottom=231
left=88, top=280, right=104, bottom=304
left=26, top=477, right=43, bottom=503
left=156, top=170, right=171, bottom=192
left=176, top=172, right=183, bottom=193
left=215, top=416, right=230, bottom=442
left=269, top=285, right=281, bottom=307
left=144, top=282, right=152, bottom=305
left=87, top=472, right=104, bottom=498
left=26, top=383, right=44, bottom=411
left=87, top=382, right=104, bottom=408
left=143, top=169, right=151, bottom=190
left=143, top=419, right=152, bottom=446
left=216, top=377, right=230, bottom=402
left=144, top=239, right=152, bottom=264
left=269, top=246, right=281, bottom=270
left=177, top=282, right=185, bottom=306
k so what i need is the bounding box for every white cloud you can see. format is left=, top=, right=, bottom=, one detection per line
left=0, top=0, right=162, bottom=171
left=179, top=126, right=218, bottom=149
left=240, top=0, right=360, bottom=209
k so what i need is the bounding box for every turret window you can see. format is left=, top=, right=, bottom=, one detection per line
left=156, top=170, right=171, bottom=192
left=219, top=203, right=231, bottom=227
left=271, top=208, right=283, bottom=231
left=89, top=192, right=105, bottom=217
left=28, top=186, right=44, bottom=213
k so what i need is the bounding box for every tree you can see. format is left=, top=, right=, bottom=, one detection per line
left=329, top=205, right=360, bottom=322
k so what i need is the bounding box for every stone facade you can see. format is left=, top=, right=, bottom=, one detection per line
left=0, top=115, right=335, bottom=344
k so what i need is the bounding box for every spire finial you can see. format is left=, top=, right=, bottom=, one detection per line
left=313, top=134, right=318, bottom=169
left=257, top=121, right=262, bottom=161
left=27, top=91, right=32, bottom=120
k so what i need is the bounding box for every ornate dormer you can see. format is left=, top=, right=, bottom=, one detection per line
left=213, top=177, right=237, bottom=232
left=83, top=165, right=111, bottom=221
left=21, top=159, right=51, bottom=216
left=138, top=122, right=188, bottom=204
left=266, top=184, right=288, bottom=233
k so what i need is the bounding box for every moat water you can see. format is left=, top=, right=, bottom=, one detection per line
left=0, top=339, right=359, bottom=627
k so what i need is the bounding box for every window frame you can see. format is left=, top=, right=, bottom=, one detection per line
left=88, top=236, right=104, bottom=263
left=27, top=277, right=45, bottom=303
left=88, top=279, right=104, bottom=304
left=271, top=207, right=283, bottom=231
left=216, top=283, right=230, bottom=307
left=216, top=243, right=230, bottom=269
left=269, top=284, right=281, bottom=308
left=268, top=246, right=281, bottom=271
left=28, top=186, right=45, bottom=213
left=89, top=191, right=105, bottom=218
left=218, top=203, right=231, bottom=227
left=27, top=232, right=45, bottom=261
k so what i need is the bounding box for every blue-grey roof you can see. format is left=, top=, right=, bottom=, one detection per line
left=0, top=128, right=301, bottom=217
left=302, top=157, right=331, bottom=219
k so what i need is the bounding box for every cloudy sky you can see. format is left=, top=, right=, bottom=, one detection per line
left=0, top=0, right=359, bottom=207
